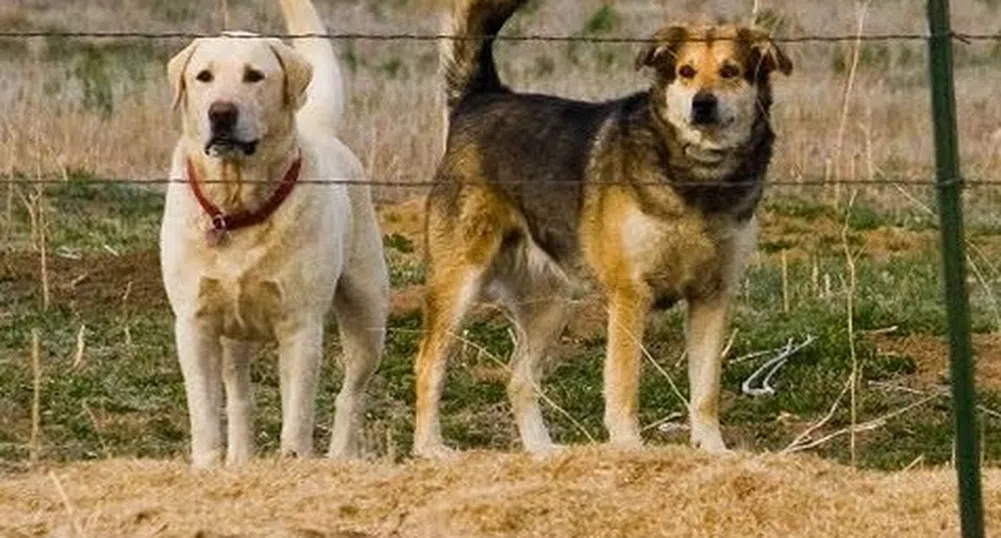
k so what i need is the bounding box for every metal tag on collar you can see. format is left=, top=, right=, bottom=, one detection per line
left=205, top=215, right=230, bottom=247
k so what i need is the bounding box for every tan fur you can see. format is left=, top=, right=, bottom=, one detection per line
left=414, top=2, right=790, bottom=458
left=160, top=0, right=388, bottom=468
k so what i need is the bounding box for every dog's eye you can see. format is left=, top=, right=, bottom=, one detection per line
left=678, top=65, right=697, bottom=79
left=720, top=64, right=740, bottom=79
left=195, top=70, right=214, bottom=83
left=244, top=69, right=265, bottom=83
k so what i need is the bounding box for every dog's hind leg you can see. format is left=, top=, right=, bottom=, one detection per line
left=222, top=338, right=258, bottom=465
left=327, top=245, right=389, bottom=459
left=175, top=318, right=225, bottom=468
left=277, top=323, right=324, bottom=458
left=504, top=291, right=569, bottom=454
left=413, top=264, right=489, bottom=459
left=685, top=293, right=730, bottom=454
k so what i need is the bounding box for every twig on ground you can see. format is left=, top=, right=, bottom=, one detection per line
left=861, top=325, right=898, bottom=336
left=81, top=400, right=110, bottom=459
left=30, top=329, right=42, bottom=465
left=720, top=328, right=739, bottom=361
left=49, top=472, right=87, bottom=538
left=632, top=333, right=690, bottom=410
left=641, top=412, right=684, bottom=433
left=3, top=137, right=14, bottom=247
left=72, top=325, right=86, bottom=369
left=36, top=165, right=50, bottom=310
left=438, top=328, right=597, bottom=443
left=781, top=250, right=790, bottom=313
left=842, top=189, right=860, bottom=466
left=902, top=454, right=925, bottom=471
left=869, top=380, right=1001, bottom=423
left=784, top=376, right=853, bottom=453
left=785, top=392, right=941, bottom=454
left=731, top=342, right=788, bottom=364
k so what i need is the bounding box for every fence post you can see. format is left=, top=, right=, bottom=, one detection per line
left=925, top=1, right=985, bottom=537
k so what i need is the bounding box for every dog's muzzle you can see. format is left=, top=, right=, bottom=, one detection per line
left=204, top=101, right=258, bottom=156
left=690, top=91, right=719, bottom=126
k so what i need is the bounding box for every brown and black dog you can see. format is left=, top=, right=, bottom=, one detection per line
left=413, top=0, right=792, bottom=458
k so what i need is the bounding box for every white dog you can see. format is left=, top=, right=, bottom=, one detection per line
left=160, top=0, right=388, bottom=468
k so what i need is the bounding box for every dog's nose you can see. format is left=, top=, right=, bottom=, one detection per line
left=691, top=92, right=718, bottom=125
left=208, top=101, right=239, bottom=131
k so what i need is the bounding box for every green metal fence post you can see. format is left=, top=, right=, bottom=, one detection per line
left=926, top=1, right=985, bottom=536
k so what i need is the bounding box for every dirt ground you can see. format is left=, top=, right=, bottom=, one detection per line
left=2, top=446, right=998, bottom=538
left=870, top=332, right=1001, bottom=392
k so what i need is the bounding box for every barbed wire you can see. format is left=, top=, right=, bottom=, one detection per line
left=0, top=30, right=997, bottom=43
left=0, top=176, right=997, bottom=188
left=0, top=176, right=996, bottom=188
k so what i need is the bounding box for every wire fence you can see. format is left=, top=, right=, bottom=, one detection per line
left=0, top=9, right=995, bottom=537
left=2, top=30, right=1001, bottom=43
left=1, top=177, right=999, bottom=187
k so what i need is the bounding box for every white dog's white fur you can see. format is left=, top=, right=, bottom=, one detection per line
left=160, top=0, right=388, bottom=468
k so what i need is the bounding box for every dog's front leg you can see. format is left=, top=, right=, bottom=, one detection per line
left=685, top=293, right=730, bottom=453
left=175, top=318, right=224, bottom=468
left=603, top=286, right=652, bottom=447
left=277, top=322, right=323, bottom=458
left=222, top=338, right=258, bottom=465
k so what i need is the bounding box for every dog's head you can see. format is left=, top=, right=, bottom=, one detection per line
left=168, top=32, right=312, bottom=158
left=637, top=25, right=791, bottom=168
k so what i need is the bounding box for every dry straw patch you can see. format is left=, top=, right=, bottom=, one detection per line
left=2, top=446, right=1000, bottom=537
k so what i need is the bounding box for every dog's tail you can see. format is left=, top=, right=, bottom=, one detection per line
left=279, top=0, right=344, bottom=133
left=441, top=0, right=527, bottom=112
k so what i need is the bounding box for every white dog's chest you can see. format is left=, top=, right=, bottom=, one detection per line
left=189, top=245, right=320, bottom=341
left=196, top=275, right=284, bottom=340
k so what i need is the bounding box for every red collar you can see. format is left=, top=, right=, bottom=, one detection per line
left=186, top=154, right=302, bottom=234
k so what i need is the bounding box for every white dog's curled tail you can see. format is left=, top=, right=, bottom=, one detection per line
left=279, top=0, right=344, bottom=134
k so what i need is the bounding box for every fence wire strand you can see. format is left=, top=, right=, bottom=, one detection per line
left=0, top=30, right=1000, bottom=43
left=0, top=176, right=997, bottom=188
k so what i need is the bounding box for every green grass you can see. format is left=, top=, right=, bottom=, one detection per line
left=1, top=185, right=1000, bottom=473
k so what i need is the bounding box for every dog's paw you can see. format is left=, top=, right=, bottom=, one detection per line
left=190, top=449, right=224, bottom=469
left=691, top=431, right=730, bottom=455
left=605, top=416, right=644, bottom=450
left=413, top=442, right=458, bottom=461
left=607, top=431, right=645, bottom=451
left=327, top=445, right=361, bottom=461
left=278, top=446, right=316, bottom=460
left=526, top=442, right=568, bottom=460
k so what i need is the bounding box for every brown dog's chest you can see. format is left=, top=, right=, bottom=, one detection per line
left=619, top=206, right=727, bottom=301
left=580, top=189, right=750, bottom=307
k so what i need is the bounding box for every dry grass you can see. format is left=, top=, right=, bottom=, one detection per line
left=2, top=3, right=1001, bottom=534
left=1, top=446, right=998, bottom=537
left=1, top=0, right=1000, bottom=202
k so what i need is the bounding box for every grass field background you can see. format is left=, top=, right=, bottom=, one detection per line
left=2, top=0, right=1001, bottom=477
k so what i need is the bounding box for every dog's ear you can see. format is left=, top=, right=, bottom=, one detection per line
left=268, top=41, right=313, bottom=110
left=635, top=25, right=688, bottom=72
left=167, top=41, right=200, bottom=111
left=742, top=27, right=793, bottom=78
